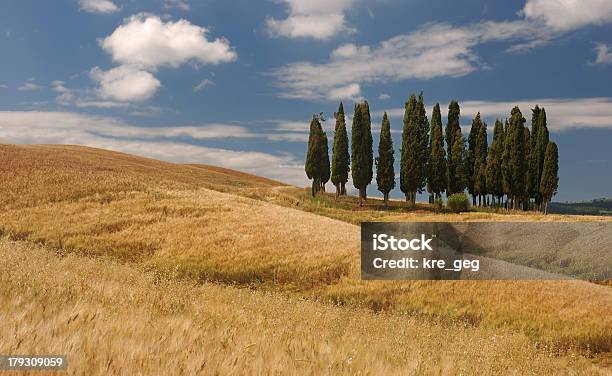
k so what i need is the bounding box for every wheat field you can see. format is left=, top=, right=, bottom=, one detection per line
left=0, top=144, right=611, bottom=373
left=1, top=238, right=607, bottom=375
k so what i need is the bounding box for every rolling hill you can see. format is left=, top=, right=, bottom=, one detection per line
left=0, top=144, right=611, bottom=373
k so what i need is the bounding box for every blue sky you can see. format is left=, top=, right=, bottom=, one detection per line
left=1, top=0, right=611, bottom=202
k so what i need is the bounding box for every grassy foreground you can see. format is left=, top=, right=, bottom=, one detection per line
left=0, top=238, right=606, bottom=375
left=0, top=144, right=611, bottom=367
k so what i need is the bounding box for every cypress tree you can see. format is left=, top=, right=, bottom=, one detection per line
left=473, top=120, right=488, bottom=206
left=445, top=100, right=461, bottom=195
left=375, top=112, right=395, bottom=206
left=351, top=102, right=373, bottom=206
left=417, top=93, right=430, bottom=195
left=505, top=107, right=527, bottom=209
left=363, top=101, right=374, bottom=200
left=448, top=127, right=466, bottom=194
left=467, top=113, right=483, bottom=205
left=400, top=94, right=420, bottom=205
left=528, top=106, right=541, bottom=208
left=305, top=115, right=325, bottom=196
left=501, top=118, right=512, bottom=207
left=523, top=127, right=531, bottom=210
left=320, top=130, right=330, bottom=192
left=427, top=103, right=447, bottom=200
left=486, top=120, right=504, bottom=206
left=331, top=102, right=350, bottom=196
left=534, top=107, right=549, bottom=211
left=540, top=142, right=559, bottom=214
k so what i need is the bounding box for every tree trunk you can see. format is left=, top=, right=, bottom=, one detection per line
left=544, top=201, right=548, bottom=215
left=335, top=183, right=340, bottom=199
left=384, top=192, right=389, bottom=207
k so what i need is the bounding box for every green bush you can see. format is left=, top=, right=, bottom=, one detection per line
left=447, top=193, right=469, bottom=213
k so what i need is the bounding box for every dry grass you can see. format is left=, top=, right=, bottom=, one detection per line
left=0, top=144, right=611, bottom=362
left=1, top=238, right=608, bottom=375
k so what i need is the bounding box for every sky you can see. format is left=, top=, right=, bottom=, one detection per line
left=0, top=0, right=611, bottom=202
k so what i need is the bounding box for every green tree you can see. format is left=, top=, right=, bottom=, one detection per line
left=532, top=107, right=549, bottom=211
left=467, top=113, right=483, bottom=205
left=320, top=130, right=330, bottom=192
left=445, top=100, right=462, bottom=195
left=375, top=112, right=395, bottom=206
left=501, top=119, right=511, bottom=207
left=503, top=107, right=527, bottom=209
left=486, top=120, right=504, bottom=206
left=523, top=126, right=531, bottom=210
left=351, top=102, right=373, bottom=206
left=473, top=120, right=488, bottom=206
left=427, top=103, right=447, bottom=200
left=540, top=142, right=559, bottom=214
left=305, top=115, right=325, bottom=196
left=400, top=94, right=420, bottom=205
left=416, top=93, right=430, bottom=195
left=448, top=127, right=466, bottom=195
left=331, top=102, right=350, bottom=196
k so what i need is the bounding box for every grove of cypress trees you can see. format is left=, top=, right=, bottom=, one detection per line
left=448, top=127, right=466, bottom=194
left=331, top=102, right=350, bottom=197
left=351, top=102, right=373, bottom=206
left=400, top=94, right=420, bottom=205
left=467, top=113, right=483, bottom=205
left=473, top=120, right=488, bottom=206
left=540, top=141, right=559, bottom=214
left=445, top=100, right=462, bottom=195
left=486, top=120, right=505, bottom=206
left=375, top=112, right=395, bottom=206
left=427, top=103, right=447, bottom=200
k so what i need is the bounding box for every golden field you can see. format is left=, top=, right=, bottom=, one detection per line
left=2, top=238, right=606, bottom=375
left=0, top=144, right=611, bottom=374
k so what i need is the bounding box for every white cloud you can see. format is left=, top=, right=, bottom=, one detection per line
left=0, top=111, right=307, bottom=186
left=164, top=0, right=190, bottom=11
left=266, top=0, right=355, bottom=40
left=18, top=78, right=44, bottom=91
left=326, top=83, right=360, bottom=101
left=593, top=43, right=612, bottom=65
left=0, top=84, right=8, bottom=89
left=90, top=66, right=161, bottom=102
left=378, top=93, right=391, bottom=100
left=100, top=13, right=236, bottom=69
left=522, top=0, right=612, bottom=32
left=272, top=21, right=538, bottom=100
left=193, top=78, right=215, bottom=92
left=79, top=0, right=119, bottom=14
left=377, top=97, right=612, bottom=132
left=271, top=0, right=612, bottom=101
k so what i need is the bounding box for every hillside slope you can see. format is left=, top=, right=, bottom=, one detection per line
left=3, top=238, right=604, bottom=375
left=0, top=144, right=610, bottom=357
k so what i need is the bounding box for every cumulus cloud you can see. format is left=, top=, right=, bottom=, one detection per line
left=79, top=0, right=119, bottom=14
left=99, top=13, right=236, bottom=69
left=377, top=97, right=612, bottom=132
left=0, top=111, right=307, bottom=186
left=593, top=43, right=612, bottom=65
left=378, top=93, right=391, bottom=100
left=90, top=14, right=236, bottom=103
left=266, top=0, right=355, bottom=39
left=90, top=66, right=161, bottom=102
left=522, top=0, right=612, bottom=32
left=326, top=83, right=360, bottom=101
